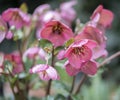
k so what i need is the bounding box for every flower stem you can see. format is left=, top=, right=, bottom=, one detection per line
left=46, top=46, right=55, bottom=96
left=74, top=74, right=87, bottom=95
left=67, top=76, right=76, bottom=100
left=98, top=51, right=120, bottom=67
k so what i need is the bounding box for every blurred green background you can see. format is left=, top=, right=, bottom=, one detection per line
left=0, top=0, right=120, bottom=100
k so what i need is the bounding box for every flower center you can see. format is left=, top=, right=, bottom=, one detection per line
left=73, top=46, right=85, bottom=55
left=52, top=24, right=63, bottom=34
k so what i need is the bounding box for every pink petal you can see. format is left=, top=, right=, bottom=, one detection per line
left=99, top=9, right=114, bottom=28
left=46, top=66, right=59, bottom=80
left=81, top=60, right=97, bottom=75
left=57, top=50, right=65, bottom=60
left=30, top=64, right=48, bottom=73
left=65, top=61, right=80, bottom=76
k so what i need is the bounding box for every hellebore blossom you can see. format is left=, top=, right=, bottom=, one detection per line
left=0, top=16, right=8, bottom=43
left=90, top=5, right=114, bottom=28
left=2, top=8, right=31, bottom=29
left=40, top=20, right=74, bottom=47
left=23, top=47, right=47, bottom=61
left=30, top=64, right=59, bottom=80
left=5, top=51, right=24, bottom=74
left=65, top=60, right=97, bottom=76
left=64, top=39, right=97, bottom=69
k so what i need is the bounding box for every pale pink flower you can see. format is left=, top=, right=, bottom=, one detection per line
left=23, top=47, right=39, bottom=59
left=0, top=16, right=8, bottom=43
left=2, top=8, right=31, bottom=29
left=23, top=47, right=47, bottom=60
left=40, top=20, right=74, bottom=47
left=60, top=0, right=77, bottom=26
left=65, top=39, right=97, bottom=69
left=90, top=5, right=114, bottom=28
left=30, top=64, right=59, bottom=80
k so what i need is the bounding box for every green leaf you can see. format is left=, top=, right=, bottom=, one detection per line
left=65, top=38, right=74, bottom=48
left=54, top=94, right=66, bottom=100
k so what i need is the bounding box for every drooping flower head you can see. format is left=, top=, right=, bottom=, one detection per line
left=40, top=20, right=74, bottom=47
left=65, top=60, right=97, bottom=76
left=2, top=8, right=31, bottom=29
left=65, top=39, right=97, bottom=69
left=30, top=64, right=59, bottom=80
left=0, top=16, right=8, bottom=43
left=90, top=5, right=114, bottom=28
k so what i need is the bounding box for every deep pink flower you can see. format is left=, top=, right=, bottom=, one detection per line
left=65, top=39, right=97, bottom=69
left=75, top=26, right=107, bottom=59
left=90, top=5, right=114, bottom=28
left=65, top=60, right=97, bottom=76
left=5, top=51, right=24, bottom=74
left=0, top=16, right=8, bottom=43
left=2, top=8, right=30, bottom=29
left=30, top=64, right=59, bottom=80
left=40, top=20, right=74, bottom=47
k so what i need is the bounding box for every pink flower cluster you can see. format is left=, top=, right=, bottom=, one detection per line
left=0, top=2, right=114, bottom=81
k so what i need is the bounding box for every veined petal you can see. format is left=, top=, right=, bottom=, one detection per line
left=46, top=66, right=59, bottom=80
left=65, top=61, right=80, bottom=76
left=30, top=64, right=48, bottom=73
left=81, top=60, right=97, bottom=75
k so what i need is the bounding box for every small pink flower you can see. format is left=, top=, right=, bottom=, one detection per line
left=30, top=64, right=59, bottom=80
left=2, top=8, right=31, bottom=29
left=90, top=5, right=114, bottom=28
left=40, top=20, right=74, bottom=47
left=0, top=16, right=8, bottom=43
left=23, top=47, right=39, bottom=59
left=65, top=39, right=97, bottom=69
left=23, top=47, right=47, bottom=60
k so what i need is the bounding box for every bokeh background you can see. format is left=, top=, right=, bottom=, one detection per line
left=0, top=0, right=120, bottom=100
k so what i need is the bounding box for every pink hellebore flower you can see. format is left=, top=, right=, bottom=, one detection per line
left=75, top=26, right=107, bottom=59
left=64, top=39, right=97, bottom=69
left=30, top=64, right=59, bottom=80
left=90, top=5, right=114, bottom=28
left=5, top=51, right=24, bottom=74
left=40, top=20, right=74, bottom=47
left=0, top=16, right=8, bottom=43
left=2, top=8, right=30, bottom=29
left=23, top=47, right=47, bottom=60
left=65, top=60, right=97, bottom=76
